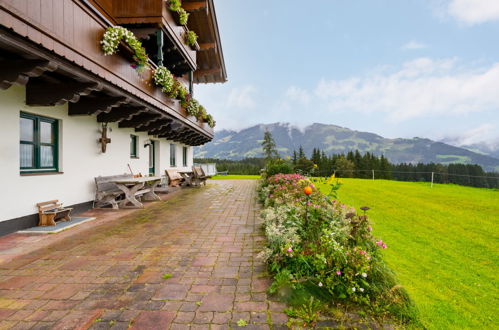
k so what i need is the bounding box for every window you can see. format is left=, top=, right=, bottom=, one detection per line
left=20, top=113, right=58, bottom=173
left=182, top=146, right=188, bottom=167
left=130, top=135, right=138, bottom=158
left=170, top=144, right=176, bottom=167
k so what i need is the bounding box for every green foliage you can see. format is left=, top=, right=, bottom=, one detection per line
left=152, top=66, right=174, bottom=93
left=185, top=30, right=198, bottom=47
left=258, top=174, right=417, bottom=325
left=262, top=130, right=279, bottom=160
left=185, top=98, right=200, bottom=117
left=236, top=319, right=248, bottom=327
left=325, top=178, right=499, bottom=328
left=264, top=158, right=294, bottom=177
left=162, top=273, right=172, bottom=279
left=168, top=0, right=182, bottom=11
left=101, top=26, right=149, bottom=70
left=204, top=114, right=216, bottom=128
left=178, top=8, right=189, bottom=25
left=194, top=158, right=265, bottom=175
left=284, top=297, right=324, bottom=326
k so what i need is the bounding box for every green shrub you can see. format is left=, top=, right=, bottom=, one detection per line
left=258, top=173, right=417, bottom=324
left=185, top=30, right=198, bottom=47
left=264, top=159, right=294, bottom=177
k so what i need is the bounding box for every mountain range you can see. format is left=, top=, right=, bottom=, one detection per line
left=195, top=123, right=499, bottom=172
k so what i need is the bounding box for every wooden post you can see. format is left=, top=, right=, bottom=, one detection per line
left=431, top=172, right=434, bottom=188
left=372, top=169, right=375, bottom=181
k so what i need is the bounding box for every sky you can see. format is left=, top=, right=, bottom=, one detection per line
left=195, top=0, right=499, bottom=150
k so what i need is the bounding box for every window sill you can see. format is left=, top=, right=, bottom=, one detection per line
left=130, top=156, right=139, bottom=159
left=21, top=172, right=64, bottom=176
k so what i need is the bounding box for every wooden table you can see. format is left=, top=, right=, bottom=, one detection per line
left=178, top=171, right=194, bottom=186
left=111, top=176, right=162, bottom=208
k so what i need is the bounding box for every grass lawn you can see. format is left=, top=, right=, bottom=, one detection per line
left=210, top=174, right=260, bottom=180
left=317, top=178, right=498, bottom=329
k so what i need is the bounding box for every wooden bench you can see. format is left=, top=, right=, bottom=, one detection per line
left=36, top=200, right=73, bottom=226
left=192, top=166, right=208, bottom=186
left=165, top=169, right=185, bottom=187
left=94, top=174, right=129, bottom=209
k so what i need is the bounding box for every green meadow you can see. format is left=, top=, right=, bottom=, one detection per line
left=317, top=179, right=499, bottom=329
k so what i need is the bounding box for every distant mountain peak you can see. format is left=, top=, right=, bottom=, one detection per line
left=201, top=122, right=499, bottom=171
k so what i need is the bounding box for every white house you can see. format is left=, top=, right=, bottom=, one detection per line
left=0, top=0, right=226, bottom=235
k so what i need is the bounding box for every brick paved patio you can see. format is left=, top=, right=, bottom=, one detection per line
left=0, top=180, right=288, bottom=329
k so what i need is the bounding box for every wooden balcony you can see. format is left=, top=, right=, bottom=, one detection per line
left=111, top=0, right=197, bottom=73
left=0, top=0, right=213, bottom=142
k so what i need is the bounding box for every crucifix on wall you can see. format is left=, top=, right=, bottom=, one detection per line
left=98, top=123, right=111, bottom=153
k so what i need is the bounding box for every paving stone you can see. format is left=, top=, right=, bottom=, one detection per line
left=0, top=181, right=275, bottom=328
left=129, top=310, right=175, bottom=329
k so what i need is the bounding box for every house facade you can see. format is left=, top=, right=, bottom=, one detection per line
left=0, top=0, right=226, bottom=234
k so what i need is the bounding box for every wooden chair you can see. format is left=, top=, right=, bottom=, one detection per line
left=36, top=200, right=72, bottom=226
left=192, top=166, right=208, bottom=186
left=165, top=169, right=185, bottom=187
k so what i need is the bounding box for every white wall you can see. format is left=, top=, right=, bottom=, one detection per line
left=0, top=85, right=194, bottom=221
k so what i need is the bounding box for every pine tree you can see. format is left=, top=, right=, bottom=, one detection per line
left=261, top=130, right=278, bottom=160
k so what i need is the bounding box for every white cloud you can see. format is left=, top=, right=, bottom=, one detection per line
left=285, top=86, right=311, bottom=104
left=442, top=124, right=499, bottom=148
left=402, top=41, right=428, bottom=50
left=313, top=57, right=499, bottom=122
left=226, top=85, right=257, bottom=109
left=447, top=0, right=499, bottom=25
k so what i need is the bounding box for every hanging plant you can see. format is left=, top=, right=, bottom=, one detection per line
left=101, top=26, right=149, bottom=71
left=168, top=0, right=182, bottom=11
left=185, top=30, right=198, bottom=47
left=197, top=105, right=207, bottom=121
left=185, top=98, right=200, bottom=117
left=153, top=66, right=175, bottom=93
left=178, top=8, right=189, bottom=25
left=205, top=114, right=216, bottom=128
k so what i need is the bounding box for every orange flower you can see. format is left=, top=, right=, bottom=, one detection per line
left=304, top=186, right=313, bottom=195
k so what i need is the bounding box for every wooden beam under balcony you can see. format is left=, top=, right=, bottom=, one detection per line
left=0, top=59, right=57, bottom=90
left=199, top=43, right=216, bottom=51
left=26, top=80, right=102, bottom=106
left=183, top=1, right=207, bottom=12
left=136, top=118, right=173, bottom=132
left=97, top=106, right=147, bottom=123
left=194, top=68, right=221, bottom=79
left=68, top=96, right=129, bottom=116
left=119, top=113, right=161, bottom=128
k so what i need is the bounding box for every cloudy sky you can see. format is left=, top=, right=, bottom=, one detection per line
left=195, top=0, right=499, bottom=149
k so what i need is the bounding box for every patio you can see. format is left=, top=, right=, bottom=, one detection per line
left=0, top=180, right=287, bottom=329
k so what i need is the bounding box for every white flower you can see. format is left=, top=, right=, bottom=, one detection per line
left=362, top=272, right=367, bottom=278
left=359, top=288, right=364, bottom=292
left=351, top=287, right=356, bottom=292
left=318, top=282, right=323, bottom=287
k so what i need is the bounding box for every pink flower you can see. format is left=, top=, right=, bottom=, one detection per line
left=368, top=226, right=372, bottom=232
left=376, top=240, right=383, bottom=246
left=287, top=247, right=293, bottom=253
left=382, top=243, right=387, bottom=249
left=336, top=270, right=341, bottom=275
left=366, top=256, right=371, bottom=260
left=306, top=201, right=312, bottom=206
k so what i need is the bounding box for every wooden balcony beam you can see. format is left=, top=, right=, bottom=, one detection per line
left=183, top=1, right=207, bottom=12
left=118, top=113, right=161, bottom=128
left=136, top=118, right=173, bottom=132
left=194, top=68, right=221, bottom=78
left=26, top=80, right=102, bottom=106
left=198, top=43, right=216, bottom=51
left=97, top=106, right=147, bottom=123
left=0, top=59, right=57, bottom=90
left=68, top=96, right=130, bottom=116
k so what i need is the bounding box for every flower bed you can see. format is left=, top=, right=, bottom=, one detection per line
left=258, top=173, right=416, bottom=325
